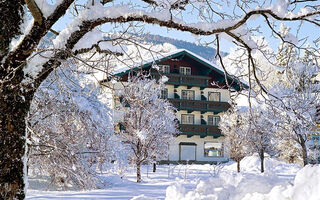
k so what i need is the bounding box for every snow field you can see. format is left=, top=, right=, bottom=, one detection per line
left=27, top=155, right=320, bottom=200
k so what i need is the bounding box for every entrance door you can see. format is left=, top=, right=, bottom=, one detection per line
left=179, top=142, right=196, bottom=161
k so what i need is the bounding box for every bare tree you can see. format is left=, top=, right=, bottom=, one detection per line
left=277, top=139, right=303, bottom=164
left=1, top=0, right=319, bottom=198
left=220, top=108, right=248, bottom=173
left=268, top=48, right=320, bottom=166
left=28, top=65, right=115, bottom=189
left=119, top=75, right=178, bottom=182
left=246, top=108, right=275, bottom=173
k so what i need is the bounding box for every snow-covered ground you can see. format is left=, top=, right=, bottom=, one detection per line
left=27, top=155, right=320, bottom=200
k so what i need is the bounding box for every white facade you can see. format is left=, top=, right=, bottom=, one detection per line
left=168, top=135, right=228, bottom=162
left=110, top=83, right=230, bottom=163
left=165, top=85, right=230, bottom=163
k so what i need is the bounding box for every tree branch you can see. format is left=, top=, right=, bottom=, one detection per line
left=25, top=0, right=44, bottom=24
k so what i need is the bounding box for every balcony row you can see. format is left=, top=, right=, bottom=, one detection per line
left=116, top=97, right=230, bottom=113
left=152, top=73, right=210, bottom=88
left=116, top=122, right=222, bottom=138
left=169, top=98, right=230, bottom=113
left=179, top=124, right=222, bottom=138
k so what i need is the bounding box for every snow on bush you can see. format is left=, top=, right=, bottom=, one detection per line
left=291, top=165, right=320, bottom=200
left=223, top=154, right=300, bottom=174
left=165, top=172, right=283, bottom=200
left=165, top=155, right=304, bottom=200
left=243, top=164, right=320, bottom=200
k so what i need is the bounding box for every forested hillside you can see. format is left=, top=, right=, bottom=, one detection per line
left=139, top=34, right=225, bottom=61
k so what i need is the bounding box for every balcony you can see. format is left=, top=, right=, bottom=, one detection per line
left=169, top=98, right=230, bottom=113
left=179, top=124, right=222, bottom=138
left=152, top=73, right=210, bottom=87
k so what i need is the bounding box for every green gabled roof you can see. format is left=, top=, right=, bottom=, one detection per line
left=115, top=49, right=249, bottom=90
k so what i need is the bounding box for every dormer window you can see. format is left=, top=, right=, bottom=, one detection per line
left=158, top=65, right=170, bottom=73
left=179, top=66, right=191, bottom=75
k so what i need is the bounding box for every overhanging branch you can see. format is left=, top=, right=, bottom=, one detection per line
left=25, top=0, right=44, bottom=24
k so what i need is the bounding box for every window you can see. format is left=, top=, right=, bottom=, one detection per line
left=160, top=88, right=168, bottom=99
left=114, top=96, right=122, bottom=110
left=312, top=136, right=320, bottom=146
left=159, top=65, right=170, bottom=73
left=204, top=142, right=223, bottom=157
left=179, top=66, right=191, bottom=75
left=208, top=115, right=220, bottom=126
left=181, top=90, right=195, bottom=100
left=208, top=92, right=221, bottom=101
left=181, top=114, right=194, bottom=124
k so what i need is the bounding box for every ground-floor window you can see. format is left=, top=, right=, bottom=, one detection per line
left=204, top=142, right=223, bottom=157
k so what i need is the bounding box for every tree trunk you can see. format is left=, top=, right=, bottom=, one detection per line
left=298, top=134, right=308, bottom=166
left=237, top=160, right=240, bottom=173
left=260, top=149, right=264, bottom=173
left=0, top=90, right=32, bottom=199
left=153, top=163, right=156, bottom=173
left=301, top=141, right=308, bottom=166
left=137, top=162, right=141, bottom=183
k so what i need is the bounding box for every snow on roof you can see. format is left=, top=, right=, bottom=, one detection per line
left=114, top=48, right=224, bottom=75
left=113, top=48, right=248, bottom=89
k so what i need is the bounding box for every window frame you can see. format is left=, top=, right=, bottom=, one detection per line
left=204, top=142, right=223, bottom=157
left=207, top=115, right=220, bottom=126
left=179, top=66, right=192, bottom=75
left=158, top=65, right=170, bottom=73
left=181, top=114, right=195, bottom=125
left=181, top=90, right=195, bottom=100
left=160, top=88, right=168, bottom=99
left=312, top=136, right=320, bottom=146
left=208, top=92, right=221, bottom=102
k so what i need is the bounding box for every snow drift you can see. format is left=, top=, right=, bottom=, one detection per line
left=165, top=155, right=320, bottom=200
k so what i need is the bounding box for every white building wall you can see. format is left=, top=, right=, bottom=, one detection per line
left=175, top=86, right=201, bottom=100
left=177, top=110, right=201, bottom=124
left=168, top=135, right=229, bottom=162
left=202, top=88, right=230, bottom=102
left=166, top=85, right=175, bottom=99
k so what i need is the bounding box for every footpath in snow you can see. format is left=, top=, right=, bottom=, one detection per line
left=27, top=155, right=320, bottom=200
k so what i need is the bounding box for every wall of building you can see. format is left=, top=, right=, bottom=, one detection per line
left=168, top=135, right=229, bottom=162
left=108, top=69, right=232, bottom=163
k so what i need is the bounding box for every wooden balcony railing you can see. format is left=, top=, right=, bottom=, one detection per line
left=151, top=73, right=210, bottom=87
left=179, top=124, right=222, bottom=138
left=168, top=98, right=230, bottom=112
